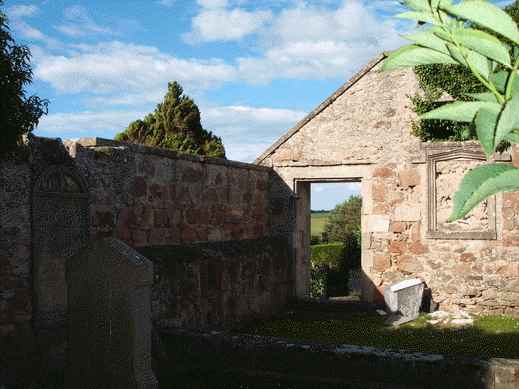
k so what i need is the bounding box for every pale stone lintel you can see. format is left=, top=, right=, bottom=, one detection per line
left=367, top=215, right=390, bottom=233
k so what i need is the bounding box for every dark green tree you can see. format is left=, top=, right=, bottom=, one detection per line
left=408, top=0, right=519, bottom=143
left=322, top=195, right=362, bottom=244
left=114, top=81, right=226, bottom=158
left=1, top=0, right=49, bottom=161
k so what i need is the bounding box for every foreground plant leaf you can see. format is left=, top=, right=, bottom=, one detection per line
left=442, top=0, right=519, bottom=46
left=418, top=101, right=498, bottom=122
left=379, top=45, right=458, bottom=72
left=449, top=163, right=519, bottom=221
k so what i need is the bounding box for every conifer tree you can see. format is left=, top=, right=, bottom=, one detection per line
left=115, top=81, right=226, bottom=158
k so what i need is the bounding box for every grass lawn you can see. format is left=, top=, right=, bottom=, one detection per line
left=229, top=312, right=519, bottom=360
left=311, top=212, right=329, bottom=236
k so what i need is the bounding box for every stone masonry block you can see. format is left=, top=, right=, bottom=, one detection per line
left=367, top=215, right=390, bottom=232
left=393, top=203, right=420, bottom=222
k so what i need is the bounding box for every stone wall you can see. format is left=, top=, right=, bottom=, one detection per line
left=0, top=135, right=283, bottom=386
left=136, top=237, right=290, bottom=332
left=255, top=51, right=519, bottom=316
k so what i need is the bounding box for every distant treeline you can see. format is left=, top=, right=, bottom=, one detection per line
left=311, top=210, right=330, bottom=213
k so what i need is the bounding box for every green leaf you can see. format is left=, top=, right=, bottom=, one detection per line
left=446, top=42, right=491, bottom=79
left=504, top=130, right=519, bottom=144
left=475, top=104, right=501, bottom=155
left=425, top=26, right=453, bottom=42
left=400, top=32, right=451, bottom=55
left=400, top=0, right=432, bottom=12
left=418, top=100, right=499, bottom=121
left=491, top=71, right=508, bottom=93
left=379, top=44, right=458, bottom=72
left=490, top=71, right=519, bottom=95
left=465, top=92, right=499, bottom=102
left=393, top=11, right=439, bottom=25
left=442, top=0, right=519, bottom=46
left=448, top=163, right=519, bottom=221
left=452, top=29, right=511, bottom=68
left=495, top=96, right=519, bottom=147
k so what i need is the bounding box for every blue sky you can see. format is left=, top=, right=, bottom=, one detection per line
left=3, top=0, right=513, bottom=210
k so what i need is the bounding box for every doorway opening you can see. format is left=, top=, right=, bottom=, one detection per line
left=309, top=182, right=362, bottom=300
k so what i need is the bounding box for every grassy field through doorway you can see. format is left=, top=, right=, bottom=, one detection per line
left=311, top=211, right=329, bottom=236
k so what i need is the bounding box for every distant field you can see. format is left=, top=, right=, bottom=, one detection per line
left=311, top=212, right=329, bottom=236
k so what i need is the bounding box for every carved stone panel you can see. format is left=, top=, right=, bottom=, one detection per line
left=426, top=149, right=496, bottom=240
left=31, top=165, right=89, bottom=328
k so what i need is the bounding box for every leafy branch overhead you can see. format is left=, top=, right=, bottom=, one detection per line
left=114, top=81, right=226, bottom=159
left=379, top=0, right=519, bottom=221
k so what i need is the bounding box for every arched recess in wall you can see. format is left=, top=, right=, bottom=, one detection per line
left=30, top=164, right=90, bottom=329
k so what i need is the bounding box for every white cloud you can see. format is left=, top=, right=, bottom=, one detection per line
left=348, top=182, right=361, bottom=190
left=55, top=6, right=118, bottom=38
left=183, top=8, right=272, bottom=43
left=197, top=0, right=230, bottom=8
left=33, top=41, right=238, bottom=95
left=36, top=109, right=151, bottom=135
left=5, top=5, right=40, bottom=19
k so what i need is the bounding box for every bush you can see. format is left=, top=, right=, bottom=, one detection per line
left=310, top=243, right=343, bottom=266
left=310, top=234, right=321, bottom=246
left=310, top=261, right=327, bottom=299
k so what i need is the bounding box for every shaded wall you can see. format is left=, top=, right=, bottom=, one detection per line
left=0, top=135, right=288, bottom=374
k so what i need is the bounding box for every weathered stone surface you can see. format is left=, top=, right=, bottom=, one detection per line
left=373, top=254, right=391, bottom=271
left=397, top=171, right=420, bottom=187
left=397, top=256, right=424, bottom=273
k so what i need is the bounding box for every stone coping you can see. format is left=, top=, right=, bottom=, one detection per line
left=134, top=237, right=290, bottom=263
left=62, top=137, right=272, bottom=172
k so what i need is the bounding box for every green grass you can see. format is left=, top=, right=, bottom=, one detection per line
left=229, top=312, right=519, bottom=360
left=311, top=212, right=329, bottom=236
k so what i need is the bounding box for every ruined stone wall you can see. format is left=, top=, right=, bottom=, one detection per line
left=0, top=136, right=280, bottom=381
left=257, top=53, right=519, bottom=316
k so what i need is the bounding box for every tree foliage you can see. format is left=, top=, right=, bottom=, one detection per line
left=322, top=195, right=362, bottom=244
left=1, top=0, right=49, bottom=161
left=114, top=81, right=226, bottom=158
left=408, top=1, right=519, bottom=143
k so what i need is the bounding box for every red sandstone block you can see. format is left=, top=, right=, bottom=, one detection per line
left=149, top=183, right=161, bottom=199
left=252, top=223, right=263, bottom=238
left=410, top=242, right=429, bottom=254
left=149, top=227, right=165, bottom=244
left=231, top=227, right=243, bottom=239
left=373, top=203, right=390, bottom=214
left=182, top=167, right=202, bottom=183
left=153, top=210, right=168, bottom=226
left=204, top=187, right=218, bottom=203
left=390, top=221, right=407, bottom=233
left=398, top=171, right=420, bottom=187
left=451, top=264, right=471, bottom=276
left=215, top=173, right=223, bottom=185
left=181, top=227, right=198, bottom=243
left=373, top=253, right=391, bottom=271
left=133, top=230, right=147, bottom=245
left=373, top=167, right=396, bottom=178
left=388, top=240, right=407, bottom=254
left=460, top=252, right=476, bottom=262
left=372, top=183, right=388, bottom=200
left=186, top=209, right=200, bottom=224
left=256, top=180, right=269, bottom=191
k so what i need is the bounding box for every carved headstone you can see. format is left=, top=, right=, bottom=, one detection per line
left=65, top=238, right=158, bottom=389
left=31, top=164, right=89, bottom=329
left=383, top=278, right=424, bottom=326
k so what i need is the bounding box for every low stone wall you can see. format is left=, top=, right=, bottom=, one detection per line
left=136, top=237, right=291, bottom=332
left=156, top=323, right=519, bottom=389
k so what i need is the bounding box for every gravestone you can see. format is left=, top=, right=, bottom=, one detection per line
left=383, top=278, right=424, bottom=326
left=65, top=238, right=158, bottom=389
left=31, top=164, right=90, bottom=329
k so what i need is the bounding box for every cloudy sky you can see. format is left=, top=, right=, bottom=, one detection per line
left=3, top=0, right=512, bottom=209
